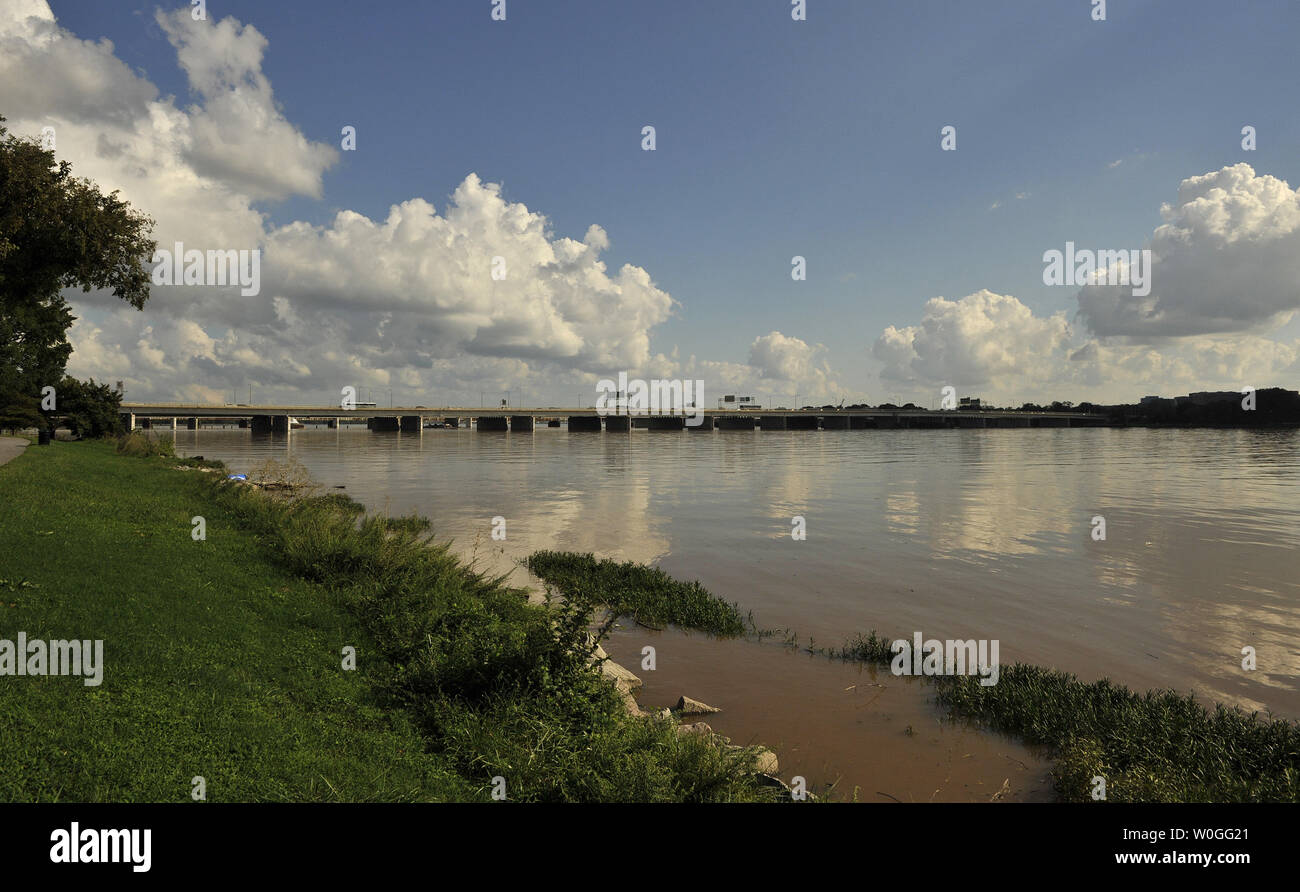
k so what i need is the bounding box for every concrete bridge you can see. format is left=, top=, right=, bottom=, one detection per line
left=120, top=403, right=1107, bottom=433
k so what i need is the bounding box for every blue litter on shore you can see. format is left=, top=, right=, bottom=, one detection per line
left=227, top=474, right=247, bottom=481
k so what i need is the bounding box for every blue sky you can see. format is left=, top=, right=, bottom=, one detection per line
left=18, top=0, right=1300, bottom=404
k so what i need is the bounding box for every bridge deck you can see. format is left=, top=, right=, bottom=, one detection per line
left=120, top=404, right=1099, bottom=421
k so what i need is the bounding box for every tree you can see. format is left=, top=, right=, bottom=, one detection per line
left=0, top=387, right=41, bottom=434
left=55, top=376, right=124, bottom=438
left=0, top=115, right=155, bottom=421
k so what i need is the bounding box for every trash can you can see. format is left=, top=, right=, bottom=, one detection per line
left=38, top=427, right=52, bottom=446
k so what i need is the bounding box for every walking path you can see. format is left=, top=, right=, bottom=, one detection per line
left=0, top=436, right=30, bottom=467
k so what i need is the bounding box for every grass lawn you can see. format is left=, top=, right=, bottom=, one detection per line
left=0, top=439, right=774, bottom=802
left=0, top=438, right=469, bottom=801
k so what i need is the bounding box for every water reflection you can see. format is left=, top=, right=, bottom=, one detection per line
left=180, top=426, right=1300, bottom=722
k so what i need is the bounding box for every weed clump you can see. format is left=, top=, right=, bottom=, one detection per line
left=114, top=432, right=175, bottom=458
left=526, top=551, right=747, bottom=637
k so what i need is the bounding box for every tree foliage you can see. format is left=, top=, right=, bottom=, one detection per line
left=0, top=114, right=155, bottom=421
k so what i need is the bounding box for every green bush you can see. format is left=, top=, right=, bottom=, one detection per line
left=114, top=431, right=175, bottom=457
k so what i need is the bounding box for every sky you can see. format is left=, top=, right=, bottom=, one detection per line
left=3, top=0, right=1300, bottom=408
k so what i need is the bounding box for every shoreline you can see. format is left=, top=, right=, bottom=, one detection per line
left=7, top=437, right=1296, bottom=802
left=0, top=438, right=780, bottom=802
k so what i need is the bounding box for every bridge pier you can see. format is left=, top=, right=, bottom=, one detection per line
left=688, top=415, right=714, bottom=431
left=604, top=415, right=631, bottom=432
left=759, top=416, right=786, bottom=430
left=788, top=415, right=819, bottom=431
left=648, top=416, right=685, bottom=431
left=510, top=415, right=534, bottom=432
left=121, top=413, right=135, bottom=431
left=444, top=417, right=459, bottom=428
left=715, top=416, right=756, bottom=430
left=850, top=415, right=878, bottom=429
left=369, top=416, right=400, bottom=432
left=478, top=416, right=509, bottom=432
left=568, top=415, right=602, bottom=432
left=399, top=415, right=421, bottom=433
left=821, top=415, right=849, bottom=430
left=186, top=417, right=198, bottom=430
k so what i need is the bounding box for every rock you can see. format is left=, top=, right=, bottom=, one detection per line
left=752, top=748, right=780, bottom=775
left=581, top=632, right=609, bottom=663
left=600, top=659, right=642, bottom=691
left=657, top=708, right=673, bottom=721
left=613, top=677, right=644, bottom=717
left=677, top=722, right=713, bottom=737
left=675, top=695, right=720, bottom=715
left=754, top=773, right=791, bottom=792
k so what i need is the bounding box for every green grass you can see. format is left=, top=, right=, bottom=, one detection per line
left=0, top=441, right=775, bottom=802
left=526, top=551, right=748, bottom=636
left=829, top=631, right=1300, bottom=802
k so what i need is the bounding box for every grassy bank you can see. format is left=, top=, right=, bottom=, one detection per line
left=0, top=441, right=776, bottom=801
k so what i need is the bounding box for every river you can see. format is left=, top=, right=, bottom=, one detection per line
left=173, top=424, right=1300, bottom=801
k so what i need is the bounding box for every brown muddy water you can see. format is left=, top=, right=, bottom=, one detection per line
left=174, top=425, right=1300, bottom=801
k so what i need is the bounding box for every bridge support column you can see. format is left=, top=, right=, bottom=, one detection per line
left=510, top=415, right=535, bottom=432
left=121, top=413, right=135, bottom=431
left=271, top=415, right=290, bottom=433
left=849, top=416, right=875, bottom=429
left=568, top=415, right=601, bottom=432
left=687, top=415, right=714, bottom=430
left=715, top=416, right=756, bottom=430
left=250, top=416, right=272, bottom=434
left=821, top=415, right=849, bottom=430
left=400, top=415, right=421, bottom=433
left=141, top=417, right=152, bottom=429
left=759, top=416, right=786, bottom=430
left=444, top=417, right=459, bottom=428
left=478, top=416, right=509, bottom=432
left=648, top=416, right=685, bottom=431
left=187, top=417, right=198, bottom=430
left=788, top=415, right=819, bottom=430
left=604, top=415, right=631, bottom=432
left=370, top=416, right=400, bottom=432
left=327, top=418, right=338, bottom=429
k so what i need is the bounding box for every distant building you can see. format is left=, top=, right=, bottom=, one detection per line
left=958, top=397, right=981, bottom=410
left=1187, top=391, right=1240, bottom=406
